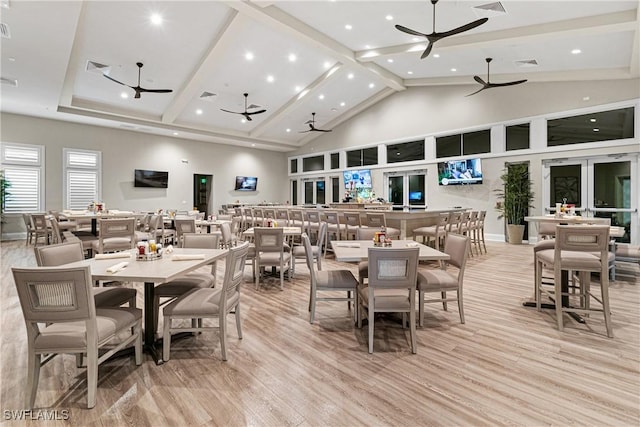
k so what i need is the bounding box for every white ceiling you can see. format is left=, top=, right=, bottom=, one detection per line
left=1, top=0, right=638, bottom=152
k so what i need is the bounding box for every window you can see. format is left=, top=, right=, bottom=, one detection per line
left=330, top=152, right=340, bottom=169
left=506, top=123, right=530, bottom=151
left=347, top=147, right=378, bottom=167
left=1, top=143, right=44, bottom=213
left=302, top=155, right=324, bottom=172
left=290, top=158, right=298, bottom=174
left=386, top=140, right=424, bottom=164
left=64, top=148, right=101, bottom=210
left=547, top=107, right=634, bottom=146
left=436, top=130, right=490, bottom=158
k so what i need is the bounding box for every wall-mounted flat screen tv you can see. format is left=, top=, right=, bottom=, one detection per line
left=134, top=169, right=168, bottom=188
left=343, top=169, right=372, bottom=190
left=437, top=158, right=483, bottom=186
left=235, top=176, right=258, bottom=191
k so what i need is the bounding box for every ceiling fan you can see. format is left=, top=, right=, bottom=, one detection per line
left=466, top=58, right=528, bottom=96
left=299, top=113, right=332, bottom=133
left=395, top=0, right=488, bottom=59
left=103, top=62, right=172, bottom=99
left=220, top=93, right=266, bottom=121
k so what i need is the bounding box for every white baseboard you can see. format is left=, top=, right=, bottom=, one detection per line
left=1, top=232, right=26, bottom=242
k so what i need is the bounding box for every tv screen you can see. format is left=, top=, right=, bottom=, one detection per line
left=437, top=158, right=483, bottom=186
left=343, top=169, right=372, bottom=190
left=235, top=176, right=258, bottom=191
left=409, top=191, right=423, bottom=201
left=134, top=169, right=168, bottom=188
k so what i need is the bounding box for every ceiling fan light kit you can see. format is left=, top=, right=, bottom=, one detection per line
left=395, top=0, right=488, bottom=60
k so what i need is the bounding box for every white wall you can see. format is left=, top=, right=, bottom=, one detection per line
left=1, top=113, right=288, bottom=237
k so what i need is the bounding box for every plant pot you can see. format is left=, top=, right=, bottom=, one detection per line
left=506, top=224, right=525, bottom=244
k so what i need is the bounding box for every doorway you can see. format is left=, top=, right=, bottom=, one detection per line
left=385, top=170, right=426, bottom=210
left=193, top=174, right=213, bottom=217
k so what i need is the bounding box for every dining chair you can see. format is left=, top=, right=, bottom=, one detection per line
left=289, top=209, right=305, bottom=228
left=254, top=227, right=291, bottom=290
left=22, top=213, right=36, bottom=246
left=48, top=210, right=77, bottom=232
left=11, top=265, right=142, bottom=409
left=91, top=218, right=136, bottom=254
left=538, top=221, right=557, bottom=240
left=304, top=210, right=321, bottom=241
left=357, top=247, right=420, bottom=354
left=31, top=213, right=52, bottom=246
left=535, top=225, right=613, bottom=337
left=34, top=241, right=137, bottom=308
left=252, top=207, right=265, bottom=227
left=174, top=218, right=197, bottom=247
left=303, top=233, right=358, bottom=324
left=153, top=233, right=219, bottom=334
left=476, top=210, right=487, bottom=254
left=323, top=210, right=344, bottom=247
left=162, top=242, right=249, bottom=362
left=412, top=212, right=449, bottom=251
left=365, top=212, right=400, bottom=239
left=275, top=208, right=290, bottom=226
left=292, top=222, right=326, bottom=277
left=343, top=211, right=362, bottom=240
left=416, top=233, right=470, bottom=326
left=355, top=227, right=383, bottom=288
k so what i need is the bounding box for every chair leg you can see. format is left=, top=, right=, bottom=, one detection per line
left=457, top=289, right=465, bottom=324
left=309, top=287, right=316, bottom=324
left=220, top=312, right=228, bottom=361
left=410, top=307, right=417, bottom=354
left=86, top=346, right=98, bottom=409
left=601, top=270, right=613, bottom=338
left=26, top=351, right=41, bottom=409
left=441, top=291, right=448, bottom=311
left=368, top=304, right=375, bottom=354
left=235, top=304, right=243, bottom=339
left=554, top=267, right=564, bottom=332
left=134, top=322, right=142, bottom=365
left=418, top=289, right=424, bottom=327
left=162, top=315, right=172, bottom=362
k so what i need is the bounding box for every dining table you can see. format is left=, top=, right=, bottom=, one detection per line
left=63, top=247, right=228, bottom=364
left=331, top=239, right=450, bottom=263
left=242, top=226, right=303, bottom=237
left=62, top=210, right=142, bottom=236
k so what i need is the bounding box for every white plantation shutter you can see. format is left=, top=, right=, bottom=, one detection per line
left=1, top=143, right=44, bottom=213
left=64, top=149, right=101, bottom=210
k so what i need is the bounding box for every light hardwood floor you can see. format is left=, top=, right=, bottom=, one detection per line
left=1, top=239, right=639, bottom=426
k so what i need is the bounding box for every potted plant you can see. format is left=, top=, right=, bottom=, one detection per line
left=495, top=163, right=534, bottom=244
left=0, top=170, right=10, bottom=223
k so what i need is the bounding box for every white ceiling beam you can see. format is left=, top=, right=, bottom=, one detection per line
left=161, top=9, right=239, bottom=124
left=357, top=10, right=639, bottom=61
left=222, top=0, right=405, bottom=92
left=251, top=63, right=344, bottom=138
left=629, top=5, right=640, bottom=77
left=57, top=2, right=89, bottom=107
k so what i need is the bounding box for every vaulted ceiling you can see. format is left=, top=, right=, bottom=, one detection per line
left=1, top=1, right=638, bottom=152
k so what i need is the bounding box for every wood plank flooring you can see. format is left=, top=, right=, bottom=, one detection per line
left=1, top=239, right=639, bottom=426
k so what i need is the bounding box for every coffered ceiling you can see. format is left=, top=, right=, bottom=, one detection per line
left=1, top=1, right=638, bottom=152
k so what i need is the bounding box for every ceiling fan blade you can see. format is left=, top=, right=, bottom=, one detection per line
left=245, top=115, right=253, bottom=122
left=299, top=130, right=312, bottom=133
left=420, top=42, right=434, bottom=59
left=465, top=86, right=487, bottom=97
left=394, top=24, right=428, bottom=38
left=138, top=88, right=173, bottom=94
left=220, top=108, right=241, bottom=114
left=245, top=109, right=266, bottom=115
left=436, top=17, right=488, bottom=38
left=103, top=73, right=129, bottom=87
left=488, top=79, right=528, bottom=88
left=315, top=129, right=332, bottom=133
left=473, top=76, right=487, bottom=85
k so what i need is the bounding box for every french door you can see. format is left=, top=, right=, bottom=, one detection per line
left=386, top=170, right=426, bottom=210
left=543, top=155, right=638, bottom=243
left=303, top=179, right=325, bottom=205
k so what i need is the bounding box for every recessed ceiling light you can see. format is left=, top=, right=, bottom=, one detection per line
left=590, top=118, right=597, bottom=122
left=345, top=24, right=352, bottom=30
left=286, top=128, right=291, bottom=133
left=433, top=54, right=440, bottom=58
left=245, top=52, right=254, bottom=61
left=150, top=13, right=163, bottom=25
left=196, top=109, right=203, bottom=115
left=412, top=37, right=420, bottom=42
left=407, top=71, right=413, bottom=75
left=241, top=119, right=247, bottom=123
left=347, top=73, right=354, bottom=79
left=120, top=92, right=128, bottom=99
left=450, top=68, right=457, bottom=72
left=323, top=61, right=331, bottom=69
left=583, top=96, right=590, bottom=101
left=251, top=143, right=256, bottom=147
left=365, top=45, right=371, bottom=49
left=593, top=128, right=600, bottom=132
left=173, top=132, right=179, bottom=136
left=571, top=49, right=581, bottom=55
left=8, top=57, right=15, bottom=62
left=385, top=15, right=393, bottom=21
left=368, top=83, right=375, bottom=89
left=266, top=75, right=275, bottom=83
left=387, top=59, right=394, bottom=63
left=288, top=53, right=297, bottom=62
left=319, top=94, right=325, bottom=100
left=340, top=101, right=346, bottom=107
left=295, top=85, right=302, bottom=92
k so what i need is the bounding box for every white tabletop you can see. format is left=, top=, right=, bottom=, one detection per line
left=524, top=215, right=610, bottom=224
left=243, top=227, right=302, bottom=237
left=331, top=240, right=450, bottom=263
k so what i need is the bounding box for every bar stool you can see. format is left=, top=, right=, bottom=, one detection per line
left=343, top=211, right=362, bottom=240
left=365, top=212, right=400, bottom=239
left=412, top=212, right=449, bottom=251
left=535, top=225, right=613, bottom=338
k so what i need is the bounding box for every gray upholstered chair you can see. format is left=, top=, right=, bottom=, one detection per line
left=31, top=213, right=52, bottom=246
left=366, top=212, right=400, bottom=239
left=34, top=241, right=137, bottom=308
left=254, top=227, right=291, bottom=290
left=355, top=226, right=384, bottom=288
left=538, top=221, right=557, bottom=240
left=303, top=233, right=358, bottom=324
left=416, top=233, right=470, bottom=326
left=153, top=233, right=219, bottom=334
left=412, top=212, right=450, bottom=251
left=11, top=265, right=142, bottom=409
left=292, top=221, right=326, bottom=277
left=358, top=247, right=420, bottom=354
left=174, top=218, right=197, bottom=247
left=91, top=218, right=136, bottom=254
left=22, top=213, right=36, bottom=246
left=535, top=225, right=613, bottom=337
left=162, top=242, right=249, bottom=361
left=343, top=211, right=362, bottom=240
